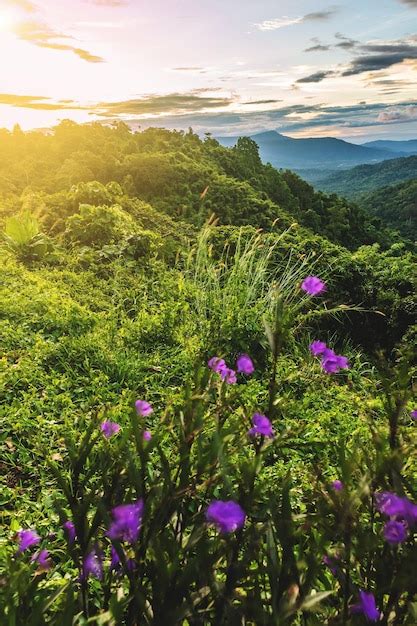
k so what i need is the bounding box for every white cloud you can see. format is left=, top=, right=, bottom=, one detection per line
left=377, top=105, right=417, bottom=122
left=254, top=16, right=303, bottom=31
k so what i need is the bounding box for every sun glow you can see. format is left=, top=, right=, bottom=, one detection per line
left=0, top=10, right=16, bottom=31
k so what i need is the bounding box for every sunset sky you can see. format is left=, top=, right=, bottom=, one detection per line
left=1, top=0, right=417, bottom=140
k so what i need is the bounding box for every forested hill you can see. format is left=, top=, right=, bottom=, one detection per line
left=0, top=122, right=395, bottom=250
left=316, top=155, right=417, bottom=198
left=1, top=122, right=415, bottom=354
left=360, top=179, right=417, bottom=240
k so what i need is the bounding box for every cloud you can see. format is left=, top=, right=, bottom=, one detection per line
left=305, top=44, right=331, bottom=52
left=0, top=93, right=88, bottom=110
left=7, top=0, right=38, bottom=11
left=303, top=9, right=339, bottom=20
left=342, top=37, right=417, bottom=75
left=86, top=0, right=129, bottom=5
left=254, top=8, right=338, bottom=31
left=242, top=99, right=283, bottom=105
left=13, top=20, right=104, bottom=62
left=171, top=67, right=206, bottom=71
left=334, top=32, right=358, bottom=50
left=398, top=0, right=417, bottom=6
left=94, top=93, right=235, bottom=116
left=254, top=17, right=303, bottom=30
left=377, top=105, right=417, bottom=122
left=296, top=70, right=335, bottom=83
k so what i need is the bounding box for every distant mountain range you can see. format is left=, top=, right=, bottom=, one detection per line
left=313, top=155, right=417, bottom=198
left=361, top=139, right=417, bottom=154
left=216, top=130, right=417, bottom=171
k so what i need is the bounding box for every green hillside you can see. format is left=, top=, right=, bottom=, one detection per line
left=360, top=179, right=417, bottom=239
left=1, top=123, right=416, bottom=624
left=316, top=155, right=417, bottom=197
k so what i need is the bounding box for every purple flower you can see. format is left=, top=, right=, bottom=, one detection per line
left=220, top=367, right=237, bottom=384
left=205, top=500, right=246, bottom=534
left=110, top=545, right=121, bottom=570
left=309, top=340, right=327, bottom=356
left=323, top=555, right=339, bottom=576
left=108, top=500, right=144, bottom=544
left=411, top=410, right=417, bottom=420
left=351, top=591, right=380, bottom=622
left=384, top=520, right=408, bottom=545
left=143, top=430, right=152, bottom=441
left=331, top=480, right=344, bottom=492
left=248, top=413, right=274, bottom=438
left=63, top=520, right=76, bottom=544
left=301, top=276, right=326, bottom=296
left=32, top=549, right=52, bottom=571
left=321, top=348, right=349, bottom=374
left=375, top=491, right=417, bottom=527
left=101, top=420, right=121, bottom=438
left=17, top=529, right=40, bottom=553
left=82, top=548, right=103, bottom=581
left=236, top=354, right=255, bottom=375
left=135, top=400, right=153, bottom=417
left=208, top=357, right=227, bottom=374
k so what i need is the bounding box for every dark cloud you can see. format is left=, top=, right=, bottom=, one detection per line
left=242, top=99, right=283, bottom=105
left=305, top=44, right=331, bottom=52
left=102, top=99, right=416, bottom=136
left=334, top=32, right=358, bottom=50
left=296, top=70, right=335, bottom=83
left=342, top=38, right=417, bottom=75
left=94, top=93, right=235, bottom=116
left=13, top=20, right=104, bottom=62
left=398, top=0, right=417, bottom=6
left=303, top=8, right=339, bottom=20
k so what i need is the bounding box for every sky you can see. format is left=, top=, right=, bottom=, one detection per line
left=0, top=0, right=417, bottom=141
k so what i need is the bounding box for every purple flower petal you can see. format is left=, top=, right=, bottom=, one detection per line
left=323, top=554, right=339, bottom=576
left=383, top=520, right=408, bottom=545
left=248, top=413, right=274, bottom=438
left=101, top=421, right=121, bottom=438
left=208, top=357, right=227, bottom=374
left=411, top=409, right=417, bottom=420
left=82, top=548, right=103, bottom=580
left=309, top=340, right=327, bottom=356
left=108, top=500, right=144, bottom=545
left=17, top=529, right=40, bottom=553
left=143, top=430, right=152, bottom=441
left=63, top=520, right=76, bottom=544
left=375, top=491, right=417, bottom=526
left=135, top=400, right=153, bottom=417
left=219, top=367, right=237, bottom=384
left=320, top=348, right=350, bottom=374
left=331, top=480, right=344, bottom=492
left=205, top=500, right=246, bottom=534
left=301, top=276, right=326, bottom=296
left=351, top=591, right=380, bottom=622
left=236, top=354, right=255, bottom=375
left=32, top=549, right=52, bottom=571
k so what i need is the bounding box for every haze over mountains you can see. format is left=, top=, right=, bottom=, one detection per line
left=216, top=130, right=417, bottom=171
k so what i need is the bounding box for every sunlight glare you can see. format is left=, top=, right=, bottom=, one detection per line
left=0, top=10, right=16, bottom=32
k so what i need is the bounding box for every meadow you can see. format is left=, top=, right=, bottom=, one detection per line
left=0, top=123, right=416, bottom=625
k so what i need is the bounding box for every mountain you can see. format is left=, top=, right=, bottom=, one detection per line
left=216, top=130, right=403, bottom=170
left=362, top=139, right=417, bottom=155
left=360, top=179, right=417, bottom=240
left=315, top=155, right=417, bottom=198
